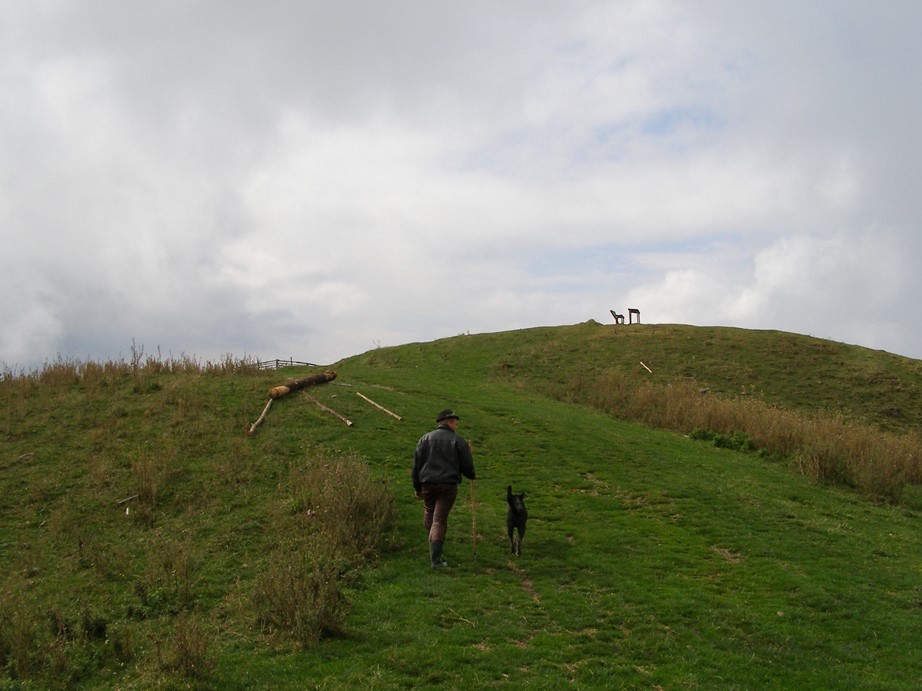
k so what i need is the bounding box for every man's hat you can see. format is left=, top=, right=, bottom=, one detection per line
left=436, top=409, right=460, bottom=422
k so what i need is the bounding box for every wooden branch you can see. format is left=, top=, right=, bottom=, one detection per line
left=356, top=392, right=402, bottom=420
left=304, top=393, right=353, bottom=426
left=117, top=494, right=139, bottom=505
left=640, top=361, right=653, bottom=374
left=269, top=370, right=337, bottom=399
left=247, top=398, right=273, bottom=436
left=446, top=607, right=476, bottom=628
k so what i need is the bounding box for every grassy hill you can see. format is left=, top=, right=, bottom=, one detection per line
left=465, top=321, right=922, bottom=433
left=1, top=323, right=920, bottom=688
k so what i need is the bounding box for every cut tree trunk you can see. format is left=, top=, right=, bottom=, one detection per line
left=269, top=370, right=337, bottom=399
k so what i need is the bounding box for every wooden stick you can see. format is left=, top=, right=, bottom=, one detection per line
left=447, top=607, right=476, bottom=627
left=640, top=361, right=653, bottom=374
left=117, top=494, right=139, bottom=505
left=247, top=398, right=273, bottom=435
left=356, top=392, right=402, bottom=419
left=304, top=393, right=353, bottom=426
left=470, top=479, right=477, bottom=562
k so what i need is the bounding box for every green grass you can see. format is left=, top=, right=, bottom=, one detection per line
left=2, top=323, right=921, bottom=688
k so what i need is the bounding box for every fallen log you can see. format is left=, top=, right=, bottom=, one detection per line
left=269, top=370, right=337, bottom=399
left=356, top=392, right=402, bottom=420
left=304, top=393, right=353, bottom=426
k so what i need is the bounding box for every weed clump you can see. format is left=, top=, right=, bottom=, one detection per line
left=252, top=538, right=348, bottom=648
left=163, top=612, right=215, bottom=680
left=292, top=451, right=397, bottom=561
left=252, top=450, right=396, bottom=648
left=690, top=428, right=757, bottom=453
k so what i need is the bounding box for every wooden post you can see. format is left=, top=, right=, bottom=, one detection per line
left=470, top=479, right=477, bottom=562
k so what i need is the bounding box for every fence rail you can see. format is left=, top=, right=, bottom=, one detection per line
left=256, top=358, right=320, bottom=370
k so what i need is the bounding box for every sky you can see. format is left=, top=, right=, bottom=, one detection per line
left=3, top=0, right=921, bottom=370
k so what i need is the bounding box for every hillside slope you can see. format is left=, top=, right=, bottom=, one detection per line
left=1, top=323, right=920, bottom=688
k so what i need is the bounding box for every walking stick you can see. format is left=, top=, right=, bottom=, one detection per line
left=470, top=478, right=477, bottom=562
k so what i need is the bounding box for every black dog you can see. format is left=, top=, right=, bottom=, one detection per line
left=506, top=485, right=528, bottom=556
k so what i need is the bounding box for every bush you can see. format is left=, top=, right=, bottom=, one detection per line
left=166, top=612, right=215, bottom=680
left=291, top=451, right=397, bottom=561
left=252, top=537, right=348, bottom=648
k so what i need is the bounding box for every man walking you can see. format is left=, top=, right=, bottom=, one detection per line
left=412, top=409, right=476, bottom=569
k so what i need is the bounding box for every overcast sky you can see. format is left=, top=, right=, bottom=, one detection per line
left=3, top=1, right=921, bottom=370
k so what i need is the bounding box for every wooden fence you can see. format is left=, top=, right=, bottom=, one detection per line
left=256, top=358, right=320, bottom=370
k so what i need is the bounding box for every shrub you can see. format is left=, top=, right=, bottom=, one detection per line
left=251, top=450, right=396, bottom=648
left=166, top=612, right=215, bottom=680
left=252, top=537, right=348, bottom=649
left=289, top=450, right=397, bottom=562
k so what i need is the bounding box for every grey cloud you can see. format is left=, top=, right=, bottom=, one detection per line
left=3, top=1, right=922, bottom=369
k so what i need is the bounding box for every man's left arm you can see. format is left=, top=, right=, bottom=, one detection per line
left=411, top=441, right=425, bottom=494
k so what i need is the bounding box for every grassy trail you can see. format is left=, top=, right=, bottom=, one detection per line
left=216, top=372, right=921, bottom=689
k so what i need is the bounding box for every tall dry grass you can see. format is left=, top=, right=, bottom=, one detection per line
left=1, top=348, right=258, bottom=391
left=252, top=536, right=348, bottom=649
left=564, top=371, right=921, bottom=502
left=165, top=612, right=215, bottom=680
left=289, top=451, right=397, bottom=561
left=252, top=450, right=396, bottom=648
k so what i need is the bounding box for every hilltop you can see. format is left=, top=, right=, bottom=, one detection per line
left=436, top=320, right=922, bottom=433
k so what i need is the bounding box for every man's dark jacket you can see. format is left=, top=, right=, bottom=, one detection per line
left=412, top=424, right=476, bottom=491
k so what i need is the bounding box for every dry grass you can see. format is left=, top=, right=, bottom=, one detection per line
left=251, top=450, right=397, bottom=648
left=166, top=612, right=215, bottom=680
left=0, top=584, right=35, bottom=681
left=252, top=537, right=348, bottom=649
left=566, top=371, right=921, bottom=501
left=2, top=348, right=258, bottom=390
left=290, top=451, right=397, bottom=561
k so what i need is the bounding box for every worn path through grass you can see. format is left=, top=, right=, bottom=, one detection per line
left=216, top=372, right=921, bottom=689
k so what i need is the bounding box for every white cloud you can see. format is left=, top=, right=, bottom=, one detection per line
left=627, top=227, right=914, bottom=352
left=2, top=1, right=922, bottom=368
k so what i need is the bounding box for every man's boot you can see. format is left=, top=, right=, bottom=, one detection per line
left=429, top=541, right=448, bottom=569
